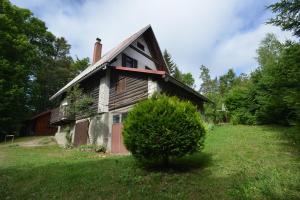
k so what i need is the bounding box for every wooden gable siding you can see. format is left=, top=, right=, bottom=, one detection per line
left=109, top=70, right=148, bottom=110
left=78, top=71, right=102, bottom=117
left=157, top=80, right=204, bottom=111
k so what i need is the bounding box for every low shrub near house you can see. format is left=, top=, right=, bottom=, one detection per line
left=123, top=94, right=206, bottom=164
left=79, top=144, right=106, bottom=153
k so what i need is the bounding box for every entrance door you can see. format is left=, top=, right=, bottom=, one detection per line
left=111, top=113, right=128, bottom=154
left=74, top=120, right=89, bottom=147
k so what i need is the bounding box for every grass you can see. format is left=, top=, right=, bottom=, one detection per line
left=0, top=125, right=299, bottom=200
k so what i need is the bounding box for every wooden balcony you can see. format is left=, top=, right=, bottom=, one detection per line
left=50, top=107, right=74, bottom=126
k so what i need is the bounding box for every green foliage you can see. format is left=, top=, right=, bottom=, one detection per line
left=268, top=0, right=300, bottom=37
left=199, top=65, right=239, bottom=123
left=79, top=144, right=106, bottom=153
left=181, top=72, right=195, bottom=88
left=0, top=0, right=89, bottom=140
left=224, top=34, right=300, bottom=126
left=123, top=94, right=206, bottom=164
left=163, top=49, right=195, bottom=88
left=66, top=85, right=95, bottom=119
left=225, top=84, right=256, bottom=125
left=0, top=0, right=54, bottom=139
left=163, top=49, right=177, bottom=75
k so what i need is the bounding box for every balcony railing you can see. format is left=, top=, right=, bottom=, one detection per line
left=50, top=107, right=74, bottom=125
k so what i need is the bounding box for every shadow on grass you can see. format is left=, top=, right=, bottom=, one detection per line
left=139, top=152, right=213, bottom=173
left=261, top=125, right=300, bottom=152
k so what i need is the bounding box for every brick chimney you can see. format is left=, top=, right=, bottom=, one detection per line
left=92, top=38, right=102, bottom=64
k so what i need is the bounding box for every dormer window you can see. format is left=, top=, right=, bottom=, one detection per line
left=137, top=42, right=145, bottom=51
left=122, top=53, right=137, bottom=68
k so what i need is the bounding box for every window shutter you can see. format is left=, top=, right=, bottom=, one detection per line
left=133, top=59, right=137, bottom=68
left=122, top=53, right=126, bottom=66
left=116, top=76, right=126, bottom=93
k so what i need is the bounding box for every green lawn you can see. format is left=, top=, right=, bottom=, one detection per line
left=0, top=125, right=299, bottom=200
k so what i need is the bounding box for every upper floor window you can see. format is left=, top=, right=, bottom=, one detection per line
left=137, top=42, right=145, bottom=51
left=122, top=53, right=137, bottom=68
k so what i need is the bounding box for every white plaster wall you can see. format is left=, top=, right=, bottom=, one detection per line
left=98, top=70, right=110, bottom=113
left=148, top=78, right=160, bottom=97
left=55, top=123, right=74, bottom=147
left=110, top=36, right=157, bottom=70
left=132, top=36, right=151, bottom=56
left=88, top=113, right=110, bottom=148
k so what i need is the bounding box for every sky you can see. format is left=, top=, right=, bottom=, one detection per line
left=11, top=0, right=295, bottom=89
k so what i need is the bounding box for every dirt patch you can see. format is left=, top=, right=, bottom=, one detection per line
left=16, top=136, right=57, bottom=147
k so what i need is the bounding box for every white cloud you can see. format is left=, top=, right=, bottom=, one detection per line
left=207, top=24, right=295, bottom=78
left=11, top=0, right=295, bottom=89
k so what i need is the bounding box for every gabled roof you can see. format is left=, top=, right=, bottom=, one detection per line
left=50, top=24, right=168, bottom=100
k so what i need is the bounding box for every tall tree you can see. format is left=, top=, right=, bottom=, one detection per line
left=268, top=0, right=300, bottom=37
left=0, top=0, right=55, bottom=138
left=199, top=65, right=217, bottom=95
left=163, top=49, right=177, bottom=76
left=163, top=49, right=195, bottom=88
left=219, top=69, right=236, bottom=96
left=181, top=73, right=195, bottom=88
left=0, top=0, right=89, bottom=139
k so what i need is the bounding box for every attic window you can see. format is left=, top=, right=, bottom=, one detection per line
left=122, top=54, right=137, bottom=68
left=137, top=42, right=145, bottom=51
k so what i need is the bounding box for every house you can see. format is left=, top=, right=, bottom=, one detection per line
left=49, top=25, right=210, bottom=153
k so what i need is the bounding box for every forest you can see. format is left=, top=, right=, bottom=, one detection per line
left=0, top=0, right=299, bottom=140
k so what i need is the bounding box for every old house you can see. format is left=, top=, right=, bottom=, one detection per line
left=50, top=25, right=210, bottom=153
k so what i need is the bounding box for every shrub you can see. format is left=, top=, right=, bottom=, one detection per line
left=123, top=94, right=206, bottom=164
left=79, top=144, right=106, bottom=153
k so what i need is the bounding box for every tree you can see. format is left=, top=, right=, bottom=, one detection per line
left=181, top=72, right=195, bottom=88
left=268, top=0, right=300, bottom=37
left=163, top=49, right=195, bottom=88
left=163, top=49, right=177, bottom=76
left=0, top=0, right=55, bottom=139
left=219, top=69, right=236, bottom=96
left=224, top=33, right=300, bottom=125
left=199, top=65, right=218, bottom=95
left=123, top=94, right=206, bottom=165
left=0, top=0, right=89, bottom=140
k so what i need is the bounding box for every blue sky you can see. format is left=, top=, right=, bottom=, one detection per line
left=11, top=0, right=294, bottom=88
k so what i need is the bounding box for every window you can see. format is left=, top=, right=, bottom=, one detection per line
left=121, top=112, right=128, bottom=121
left=137, top=42, right=145, bottom=51
left=113, top=114, right=120, bottom=124
left=122, top=53, right=137, bottom=68
left=116, top=76, right=126, bottom=94
left=113, top=112, right=128, bottom=124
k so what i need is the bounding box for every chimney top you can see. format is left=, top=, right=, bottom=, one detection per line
left=92, top=38, right=102, bottom=64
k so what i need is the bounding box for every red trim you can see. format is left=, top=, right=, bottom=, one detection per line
left=114, top=66, right=166, bottom=76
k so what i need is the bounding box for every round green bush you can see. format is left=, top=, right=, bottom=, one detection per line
left=123, top=94, right=206, bottom=163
